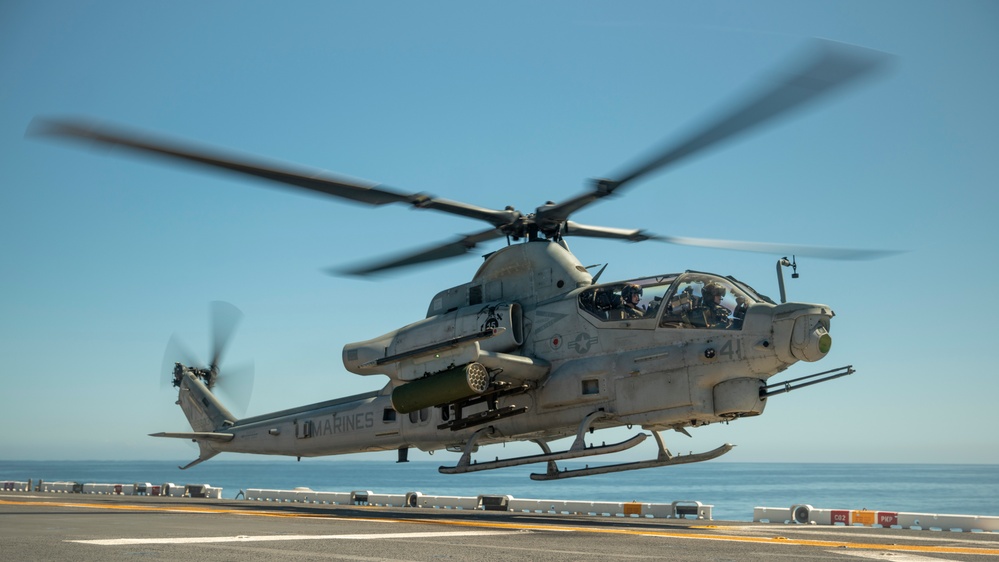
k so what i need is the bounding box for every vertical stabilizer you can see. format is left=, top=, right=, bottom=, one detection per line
left=156, top=370, right=237, bottom=469
left=177, top=371, right=238, bottom=431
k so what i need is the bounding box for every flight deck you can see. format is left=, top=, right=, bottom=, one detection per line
left=3, top=491, right=998, bottom=562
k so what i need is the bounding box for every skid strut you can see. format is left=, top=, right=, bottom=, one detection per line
left=439, top=410, right=646, bottom=475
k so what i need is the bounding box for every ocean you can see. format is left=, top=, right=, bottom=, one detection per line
left=2, top=460, right=996, bottom=522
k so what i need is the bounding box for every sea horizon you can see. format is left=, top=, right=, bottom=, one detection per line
left=4, top=459, right=997, bottom=522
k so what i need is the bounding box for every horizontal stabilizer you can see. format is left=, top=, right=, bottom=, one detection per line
left=149, top=431, right=234, bottom=442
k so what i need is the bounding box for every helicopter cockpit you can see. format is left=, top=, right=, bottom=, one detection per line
left=578, top=272, right=768, bottom=330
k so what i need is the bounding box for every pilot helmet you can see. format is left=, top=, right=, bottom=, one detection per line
left=622, top=283, right=643, bottom=300
left=702, top=282, right=726, bottom=300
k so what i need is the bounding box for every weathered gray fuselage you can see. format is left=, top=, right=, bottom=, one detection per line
left=190, top=240, right=833, bottom=460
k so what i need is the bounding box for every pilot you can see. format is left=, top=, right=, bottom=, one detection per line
left=620, top=283, right=645, bottom=318
left=731, top=293, right=749, bottom=329
left=687, top=282, right=731, bottom=328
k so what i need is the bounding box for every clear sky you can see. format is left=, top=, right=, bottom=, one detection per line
left=2, top=1, right=997, bottom=465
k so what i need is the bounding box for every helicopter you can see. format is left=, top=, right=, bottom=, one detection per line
left=30, top=39, right=894, bottom=479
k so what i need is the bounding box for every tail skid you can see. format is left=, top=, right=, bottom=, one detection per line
left=179, top=443, right=221, bottom=470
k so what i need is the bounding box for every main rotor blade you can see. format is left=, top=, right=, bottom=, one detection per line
left=27, top=118, right=516, bottom=227
left=652, top=234, right=903, bottom=260
left=612, top=39, right=891, bottom=188
left=564, top=222, right=902, bottom=259
left=538, top=40, right=892, bottom=224
left=209, top=301, right=243, bottom=370
left=335, top=228, right=505, bottom=276
left=562, top=221, right=655, bottom=242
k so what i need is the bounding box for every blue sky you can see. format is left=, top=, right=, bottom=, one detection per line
left=2, top=1, right=997, bottom=465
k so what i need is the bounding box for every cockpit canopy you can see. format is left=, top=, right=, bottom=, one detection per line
left=578, top=272, right=772, bottom=330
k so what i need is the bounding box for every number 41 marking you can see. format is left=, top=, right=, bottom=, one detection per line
left=719, top=339, right=742, bottom=360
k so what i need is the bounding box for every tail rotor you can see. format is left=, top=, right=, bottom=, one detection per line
left=160, top=301, right=255, bottom=416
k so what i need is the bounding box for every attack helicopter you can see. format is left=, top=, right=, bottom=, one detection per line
left=31, top=40, right=894, bottom=479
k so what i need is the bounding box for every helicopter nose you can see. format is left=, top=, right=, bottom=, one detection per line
left=791, top=315, right=832, bottom=362
left=772, top=304, right=834, bottom=363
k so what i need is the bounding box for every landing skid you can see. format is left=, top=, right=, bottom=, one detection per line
left=531, top=431, right=734, bottom=480
left=439, top=410, right=646, bottom=475
left=438, top=433, right=646, bottom=474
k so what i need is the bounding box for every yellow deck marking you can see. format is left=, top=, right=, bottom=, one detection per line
left=3, top=498, right=997, bottom=557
